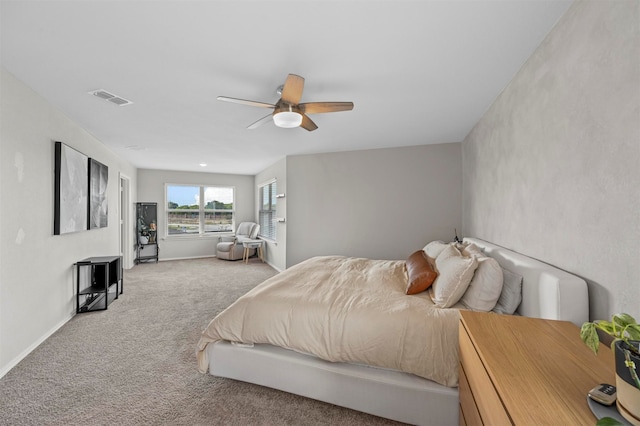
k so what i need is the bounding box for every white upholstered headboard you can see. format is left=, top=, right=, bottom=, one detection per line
left=464, top=238, right=589, bottom=326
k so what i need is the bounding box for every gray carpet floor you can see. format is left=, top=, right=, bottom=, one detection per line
left=0, top=258, right=401, bottom=425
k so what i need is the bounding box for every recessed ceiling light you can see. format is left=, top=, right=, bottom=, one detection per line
left=199, top=163, right=207, bottom=167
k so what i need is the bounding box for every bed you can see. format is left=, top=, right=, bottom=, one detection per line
left=196, top=237, right=588, bottom=425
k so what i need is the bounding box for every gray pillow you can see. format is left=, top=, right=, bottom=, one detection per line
left=492, top=268, right=523, bottom=315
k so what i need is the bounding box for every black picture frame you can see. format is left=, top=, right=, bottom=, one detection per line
left=54, top=142, right=88, bottom=235
left=88, top=158, right=108, bottom=229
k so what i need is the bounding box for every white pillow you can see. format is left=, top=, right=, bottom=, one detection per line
left=454, top=241, right=470, bottom=252
left=461, top=243, right=483, bottom=257
left=428, top=245, right=478, bottom=308
left=492, top=268, right=523, bottom=315
left=423, top=240, right=449, bottom=259
left=460, top=256, right=503, bottom=311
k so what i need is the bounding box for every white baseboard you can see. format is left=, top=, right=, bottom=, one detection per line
left=158, top=255, right=282, bottom=273
left=157, top=255, right=215, bottom=262
left=266, top=261, right=283, bottom=273
left=0, top=312, right=74, bottom=379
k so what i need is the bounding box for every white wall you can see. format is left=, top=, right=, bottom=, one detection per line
left=137, top=169, right=255, bottom=260
left=0, top=67, right=138, bottom=376
left=255, top=158, right=287, bottom=272
left=286, top=143, right=462, bottom=268
left=462, top=0, right=639, bottom=321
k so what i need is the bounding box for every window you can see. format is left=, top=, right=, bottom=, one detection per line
left=166, top=185, right=234, bottom=236
left=259, top=180, right=276, bottom=240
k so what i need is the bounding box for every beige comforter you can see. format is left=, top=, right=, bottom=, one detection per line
left=196, top=256, right=461, bottom=387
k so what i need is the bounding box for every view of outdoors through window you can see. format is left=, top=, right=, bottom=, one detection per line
left=166, top=185, right=234, bottom=235
left=259, top=181, right=276, bottom=240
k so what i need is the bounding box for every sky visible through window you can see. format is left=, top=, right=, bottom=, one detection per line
left=168, top=186, right=233, bottom=207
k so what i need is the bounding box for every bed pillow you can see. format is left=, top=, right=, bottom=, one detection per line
left=462, top=243, right=483, bottom=257
left=492, top=268, right=523, bottom=315
left=454, top=241, right=470, bottom=252
left=428, top=245, right=478, bottom=308
left=460, top=256, right=503, bottom=311
left=404, top=250, right=438, bottom=295
left=422, top=240, right=449, bottom=259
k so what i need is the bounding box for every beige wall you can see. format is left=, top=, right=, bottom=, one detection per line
left=286, top=143, right=462, bottom=268
left=462, top=0, right=640, bottom=320
left=136, top=169, right=255, bottom=261
left=0, top=67, right=138, bottom=376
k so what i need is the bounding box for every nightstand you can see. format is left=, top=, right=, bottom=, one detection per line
left=242, top=239, right=264, bottom=263
left=458, top=310, right=615, bottom=425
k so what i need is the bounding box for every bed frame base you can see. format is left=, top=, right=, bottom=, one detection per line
left=209, top=341, right=459, bottom=425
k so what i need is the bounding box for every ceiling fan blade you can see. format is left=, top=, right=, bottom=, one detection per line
left=280, top=74, right=305, bottom=105
left=299, top=102, right=354, bottom=114
left=217, top=96, right=276, bottom=109
left=300, top=114, right=318, bottom=132
left=247, top=113, right=274, bottom=130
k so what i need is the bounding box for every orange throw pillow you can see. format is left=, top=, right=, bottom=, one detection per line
left=405, top=250, right=438, bottom=295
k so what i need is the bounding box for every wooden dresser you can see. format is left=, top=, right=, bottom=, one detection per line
left=458, top=310, right=615, bottom=425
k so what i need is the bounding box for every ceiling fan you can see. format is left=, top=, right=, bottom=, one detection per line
left=217, top=74, right=354, bottom=131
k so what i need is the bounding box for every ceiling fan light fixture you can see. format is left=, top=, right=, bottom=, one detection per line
left=218, top=74, right=352, bottom=131
left=273, top=111, right=302, bottom=128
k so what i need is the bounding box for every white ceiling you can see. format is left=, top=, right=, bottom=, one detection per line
left=1, top=0, right=572, bottom=175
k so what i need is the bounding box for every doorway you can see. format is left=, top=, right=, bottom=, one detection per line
left=119, top=174, right=132, bottom=269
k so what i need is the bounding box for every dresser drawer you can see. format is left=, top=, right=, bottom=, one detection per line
left=458, top=323, right=511, bottom=425
left=459, top=362, right=482, bottom=426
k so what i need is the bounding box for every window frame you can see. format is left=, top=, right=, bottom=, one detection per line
left=258, top=179, right=276, bottom=241
left=165, top=184, right=235, bottom=238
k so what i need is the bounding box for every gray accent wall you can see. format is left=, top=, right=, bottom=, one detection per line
left=462, top=0, right=640, bottom=320
left=286, top=143, right=462, bottom=268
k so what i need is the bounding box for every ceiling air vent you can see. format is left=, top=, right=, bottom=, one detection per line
left=89, top=89, right=133, bottom=106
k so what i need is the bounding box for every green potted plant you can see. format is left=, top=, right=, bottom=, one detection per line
left=581, top=313, right=640, bottom=425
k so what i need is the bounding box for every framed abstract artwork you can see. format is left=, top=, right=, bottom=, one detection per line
left=54, top=141, right=88, bottom=235
left=88, top=158, right=108, bottom=229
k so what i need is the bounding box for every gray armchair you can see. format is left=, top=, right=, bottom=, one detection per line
left=216, top=222, right=260, bottom=261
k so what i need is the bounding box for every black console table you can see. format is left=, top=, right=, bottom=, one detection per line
left=76, top=256, right=123, bottom=313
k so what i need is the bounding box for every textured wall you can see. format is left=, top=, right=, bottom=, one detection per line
left=462, top=0, right=640, bottom=320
